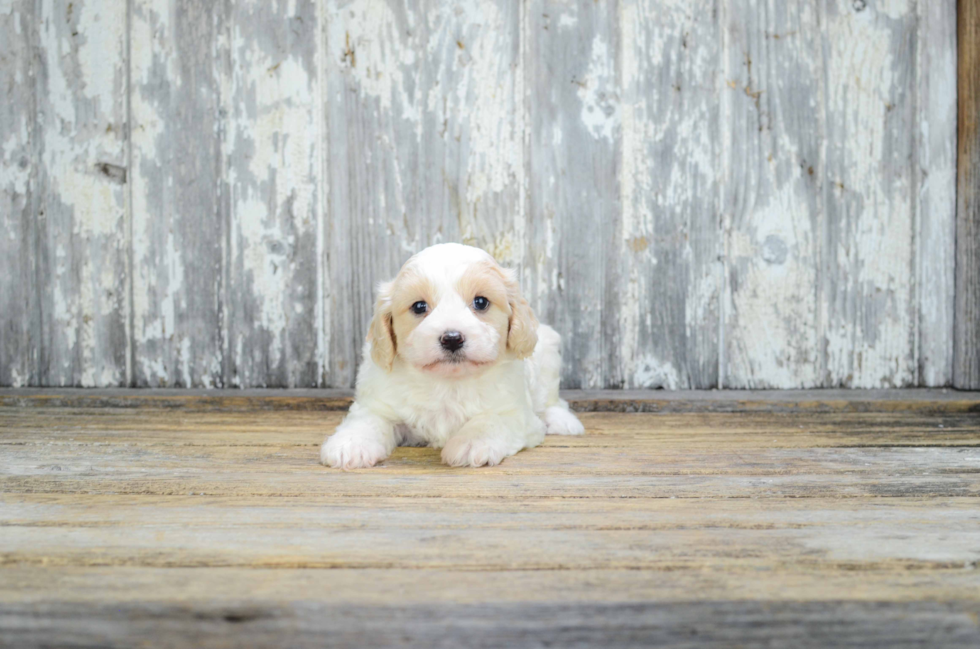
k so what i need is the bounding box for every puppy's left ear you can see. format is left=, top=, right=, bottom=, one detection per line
left=500, top=268, right=538, bottom=359
left=368, top=281, right=397, bottom=371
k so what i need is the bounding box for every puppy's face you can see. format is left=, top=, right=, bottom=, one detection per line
left=368, top=245, right=537, bottom=378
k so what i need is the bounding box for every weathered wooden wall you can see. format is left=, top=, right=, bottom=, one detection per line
left=957, top=0, right=980, bottom=389
left=0, top=0, right=960, bottom=389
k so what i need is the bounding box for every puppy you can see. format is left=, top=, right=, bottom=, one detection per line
left=320, top=243, right=584, bottom=469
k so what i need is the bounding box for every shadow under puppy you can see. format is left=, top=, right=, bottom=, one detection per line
left=321, top=243, right=584, bottom=469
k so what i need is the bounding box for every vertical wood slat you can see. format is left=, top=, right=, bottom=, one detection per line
left=224, top=0, right=321, bottom=388
left=916, top=0, right=957, bottom=386
left=722, top=0, right=822, bottom=389
left=34, top=0, right=130, bottom=387
left=956, top=0, right=980, bottom=388
left=130, top=0, right=224, bottom=387
left=525, top=0, right=621, bottom=389
left=821, top=0, right=918, bottom=388
left=324, top=0, right=525, bottom=387
left=617, top=0, right=720, bottom=389
left=0, top=1, right=36, bottom=387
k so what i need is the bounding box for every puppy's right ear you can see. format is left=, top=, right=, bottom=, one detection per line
left=368, top=281, right=397, bottom=371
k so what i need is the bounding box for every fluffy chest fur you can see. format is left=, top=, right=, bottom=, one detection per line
left=355, top=343, right=537, bottom=447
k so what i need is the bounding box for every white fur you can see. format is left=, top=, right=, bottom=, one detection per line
left=321, top=243, right=584, bottom=469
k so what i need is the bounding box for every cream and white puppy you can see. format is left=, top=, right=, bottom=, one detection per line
left=320, top=243, right=584, bottom=469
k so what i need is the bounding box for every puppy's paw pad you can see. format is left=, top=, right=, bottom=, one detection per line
left=543, top=406, right=585, bottom=436
left=320, top=435, right=388, bottom=470
left=441, top=436, right=507, bottom=467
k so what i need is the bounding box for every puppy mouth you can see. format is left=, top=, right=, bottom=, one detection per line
left=422, top=353, right=491, bottom=371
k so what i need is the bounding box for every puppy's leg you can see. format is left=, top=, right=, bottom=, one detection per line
left=441, top=413, right=543, bottom=468
left=530, top=325, right=585, bottom=436
left=321, top=403, right=398, bottom=469
left=542, top=399, right=585, bottom=436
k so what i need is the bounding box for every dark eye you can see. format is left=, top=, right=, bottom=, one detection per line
left=473, top=296, right=490, bottom=312
left=411, top=301, right=428, bottom=315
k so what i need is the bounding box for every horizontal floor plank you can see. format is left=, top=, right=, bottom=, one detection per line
left=3, top=410, right=978, bottom=448
left=2, top=566, right=980, bottom=605
left=2, top=565, right=980, bottom=649
left=3, top=388, right=980, bottom=413
left=1, top=495, right=978, bottom=571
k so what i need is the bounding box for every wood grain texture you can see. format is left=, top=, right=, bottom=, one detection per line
left=916, top=0, right=957, bottom=386
left=822, top=0, right=918, bottom=388
left=3, top=387, right=979, bottom=413
left=956, top=0, right=980, bottom=388
left=0, top=0, right=963, bottom=389
left=617, top=0, right=720, bottom=389
left=224, top=0, right=321, bottom=387
left=130, top=0, right=225, bottom=387
left=722, top=0, right=822, bottom=388
left=525, top=0, right=621, bottom=389
left=1, top=399, right=979, bottom=646
left=0, top=0, right=36, bottom=387
left=34, top=0, right=130, bottom=387
left=2, top=595, right=978, bottom=649
left=323, top=0, right=525, bottom=387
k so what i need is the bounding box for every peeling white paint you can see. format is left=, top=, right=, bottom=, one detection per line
left=578, top=33, right=619, bottom=142
left=33, top=0, right=128, bottom=387
left=0, top=0, right=957, bottom=389
left=633, top=355, right=681, bottom=390
left=331, top=0, right=416, bottom=119
left=226, top=1, right=319, bottom=384
left=823, top=0, right=916, bottom=387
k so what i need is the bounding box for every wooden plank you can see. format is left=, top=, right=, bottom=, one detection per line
left=33, top=0, right=130, bottom=387
left=6, top=431, right=980, bottom=472
left=323, top=0, right=525, bottom=387
left=916, top=0, right=957, bottom=386
left=956, top=0, right=980, bottom=388
left=3, top=410, right=979, bottom=498
left=5, top=443, right=979, bottom=488
left=3, top=388, right=980, bottom=413
left=525, top=0, right=621, bottom=389
left=1, top=576, right=978, bottom=649
left=616, top=0, right=720, bottom=389
left=722, top=0, right=821, bottom=388
left=0, top=0, right=36, bottom=387
left=821, top=0, right=917, bottom=387
left=3, top=495, right=980, bottom=570
left=3, top=410, right=979, bottom=447
left=130, top=0, right=225, bottom=387
left=3, top=565, right=980, bottom=605
left=224, top=0, right=321, bottom=388
left=2, top=403, right=980, bottom=645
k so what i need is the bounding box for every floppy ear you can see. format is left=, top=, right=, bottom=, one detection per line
left=500, top=268, right=538, bottom=359
left=368, top=281, right=397, bottom=371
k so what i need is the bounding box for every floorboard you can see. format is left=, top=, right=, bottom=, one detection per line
left=1, top=390, right=979, bottom=647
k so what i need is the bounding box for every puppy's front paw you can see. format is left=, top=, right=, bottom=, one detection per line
left=441, top=435, right=510, bottom=468
left=321, top=432, right=389, bottom=470
left=543, top=406, right=585, bottom=436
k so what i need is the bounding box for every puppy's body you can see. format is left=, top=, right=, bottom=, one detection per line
left=321, top=244, right=583, bottom=469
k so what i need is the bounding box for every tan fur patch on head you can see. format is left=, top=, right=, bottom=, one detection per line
left=467, top=261, right=538, bottom=359
left=387, top=270, right=439, bottom=362
left=456, top=261, right=512, bottom=351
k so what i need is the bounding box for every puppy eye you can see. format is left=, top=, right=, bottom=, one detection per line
left=472, top=296, right=490, bottom=312
left=411, top=301, right=428, bottom=315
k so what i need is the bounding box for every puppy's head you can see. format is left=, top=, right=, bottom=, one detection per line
left=368, top=244, right=537, bottom=378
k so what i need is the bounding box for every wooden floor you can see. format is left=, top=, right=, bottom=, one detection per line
left=2, top=390, right=980, bottom=648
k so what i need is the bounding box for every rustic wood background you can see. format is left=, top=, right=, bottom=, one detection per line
left=0, top=0, right=961, bottom=389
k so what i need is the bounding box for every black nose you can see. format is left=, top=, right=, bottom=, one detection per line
left=440, top=331, right=465, bottom=352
